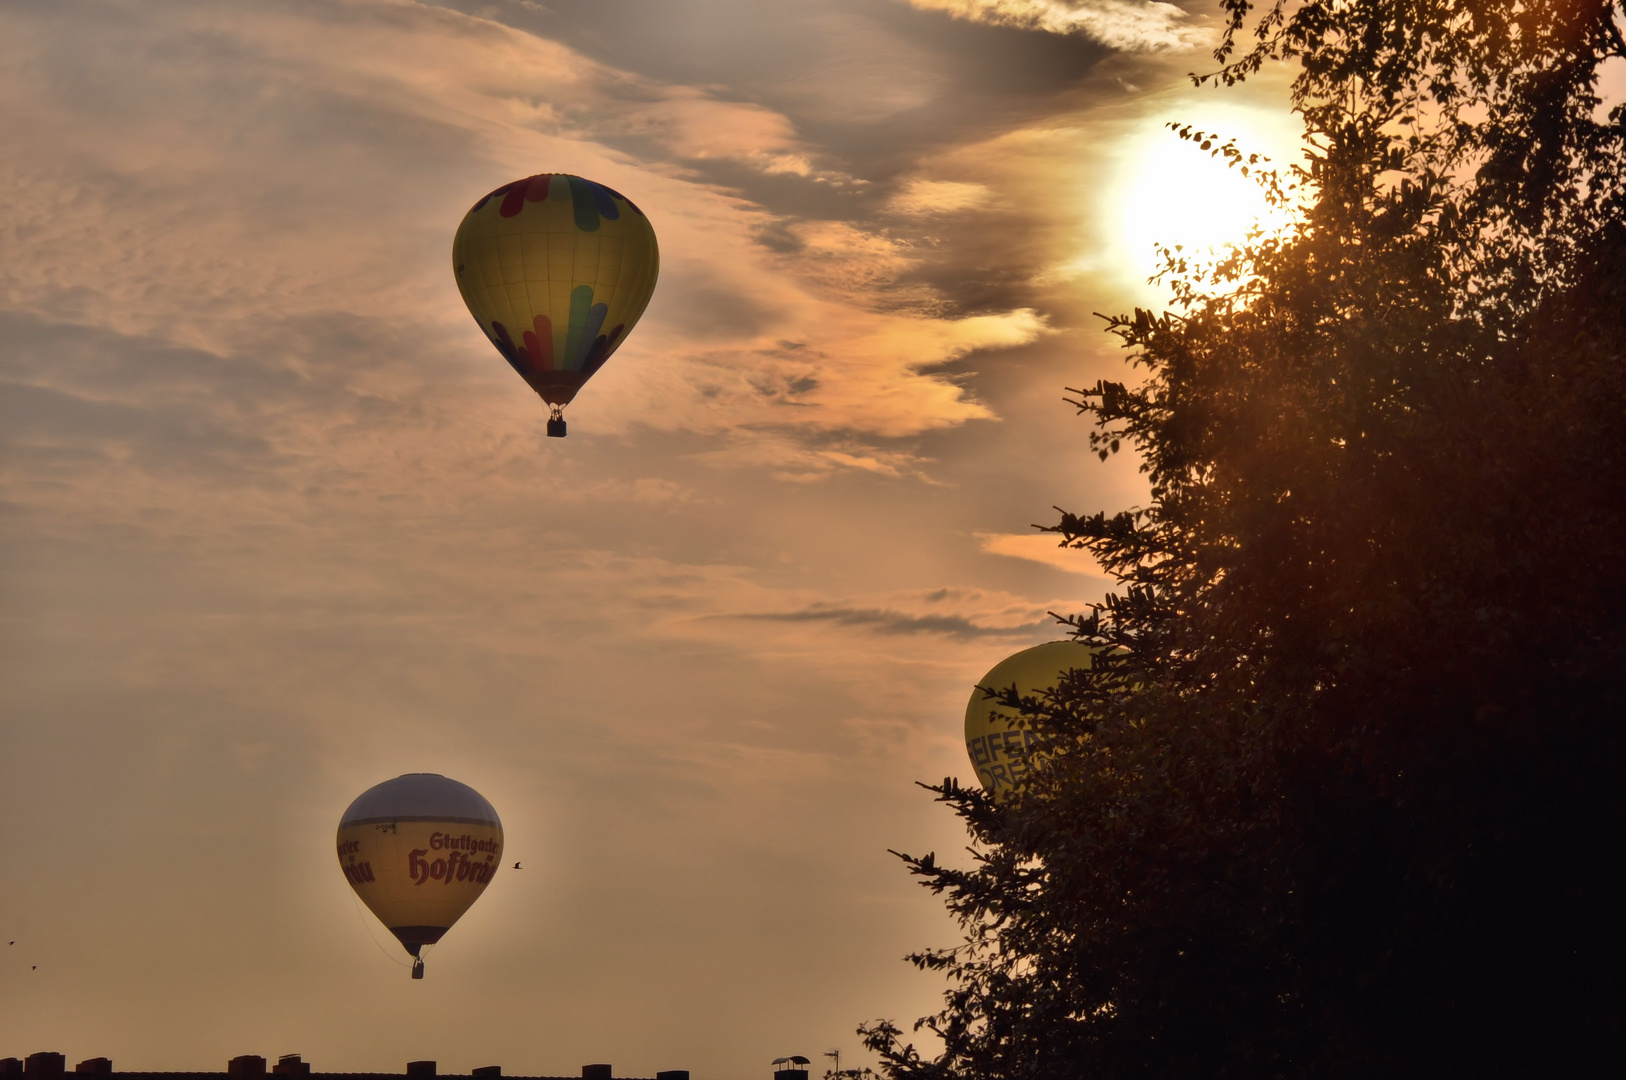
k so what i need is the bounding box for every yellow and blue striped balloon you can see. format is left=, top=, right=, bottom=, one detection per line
left=453, top=174, right=659, bottom=435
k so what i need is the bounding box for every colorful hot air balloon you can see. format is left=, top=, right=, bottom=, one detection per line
left=336, top=773, right=504, bottom=979
left=452, top=173, right=660, bottom=438
left=963, top=641, right=1097, bottom=799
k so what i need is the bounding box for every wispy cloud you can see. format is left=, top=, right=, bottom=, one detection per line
left=887, top=179, right=993, bottom=216
left=900, top=0, right=1205, bottom=52
left=721, top=586, right=1070, bottom=639
left=976, top=531, right=1112, bottom=577
left=738, top=605, right=1042, bottom=638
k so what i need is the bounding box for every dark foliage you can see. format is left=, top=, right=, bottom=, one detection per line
left=862, top=1, right=1626, bottom=1075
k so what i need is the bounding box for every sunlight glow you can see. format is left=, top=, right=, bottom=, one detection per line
left=1110, top=113, right=1297, bottom=292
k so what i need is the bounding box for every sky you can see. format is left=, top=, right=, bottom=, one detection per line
left=0, top=2, right=1302, bottom=1077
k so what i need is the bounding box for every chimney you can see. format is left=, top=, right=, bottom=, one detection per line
left=272, top=1056, right=310, bottom=1078
left=229, top=1058, right=267, bottom=1079
left=74, top=1062, right=111, bottom=1077
left=25, top=1055, right=65, bottom=1080
left=771, top=1056, right=811, bottom=1080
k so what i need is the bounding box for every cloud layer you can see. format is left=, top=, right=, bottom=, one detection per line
left=900, top=0, right=1205, bottom=51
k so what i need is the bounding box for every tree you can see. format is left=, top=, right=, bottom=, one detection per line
left=864, top=1, right=1626, bottom=1074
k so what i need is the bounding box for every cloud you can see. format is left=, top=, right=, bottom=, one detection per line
left=0, top=0, right=1043, bottom=453
left=687, top=425, right=961, bottom=483
left=888, top=179, right=993, bottom=216
left=976, top=531, right=1112, bottom=577
left=900, top=0, right=1205, bottom=52
left=741, top=605, right=1039, bottom=637
left=719, top=585, right=1073, bottom=639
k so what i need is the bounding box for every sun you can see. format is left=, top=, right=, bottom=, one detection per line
left=1107, top=108, right=1299, bottom=293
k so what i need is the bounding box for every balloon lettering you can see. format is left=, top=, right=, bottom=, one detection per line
left=342, top=859, right=376, bottom=885
left=337, top=773, right=505, bottom=978
left=408, top=846, right=498, bottom=886
left=964, top=642, right=1098, bottom=801
left=428, top=831, right=500, bottom=853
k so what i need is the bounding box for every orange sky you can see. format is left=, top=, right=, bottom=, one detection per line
left=0, top=3, right=1300, bottom=1077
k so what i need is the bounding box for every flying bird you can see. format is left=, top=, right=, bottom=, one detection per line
left=512, top=862, right=522, bottom=870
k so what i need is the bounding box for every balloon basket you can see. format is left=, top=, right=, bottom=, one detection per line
left=411, top=956, right=425, bottom=980
left=546, top=416, right=567, bottom=438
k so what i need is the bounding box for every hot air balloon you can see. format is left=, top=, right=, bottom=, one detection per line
left=452, top=173, right=660, bottom=438
left=963, top=641, right=1097, bottom=799
left=336, top=773, right=503, bottom=979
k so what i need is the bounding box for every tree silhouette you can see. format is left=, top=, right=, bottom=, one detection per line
left=865, top=0, right=1626, bottom=1074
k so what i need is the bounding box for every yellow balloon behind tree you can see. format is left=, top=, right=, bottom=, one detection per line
left=964, top=641, right=1098, bottom=799
left=452, top=173, right=660, bottom=437
left=336, top=773, right=503, bottom=979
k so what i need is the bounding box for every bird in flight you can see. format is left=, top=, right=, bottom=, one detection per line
left=512, top=862, right=522, bottom=870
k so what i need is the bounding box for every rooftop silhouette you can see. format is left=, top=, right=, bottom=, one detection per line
left=0, top=1055, right=688, bottom=1080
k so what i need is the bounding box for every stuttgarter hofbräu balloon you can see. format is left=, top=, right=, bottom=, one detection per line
left=964, top=641, right=1097, bottom=800
left=452, top=173, right=660, bottom=438
left=336, top=773, right=504, bottom=979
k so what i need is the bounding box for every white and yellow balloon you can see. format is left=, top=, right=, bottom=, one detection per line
left=963, top=642, right=1097, bottom=799
left=336, top=773, right=504, bottom=978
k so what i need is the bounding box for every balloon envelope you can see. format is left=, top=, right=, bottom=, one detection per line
left=452, top=173, right=659, bottom=411
left=963, top=642, right=1097, bottom=798
left=336, top=773, right=503, bottom=958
